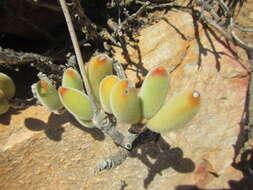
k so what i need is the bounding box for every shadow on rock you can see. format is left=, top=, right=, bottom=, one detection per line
left=68, top=113, right=105, bottom=141
left=24, top=112, right=68, bottom=141
left=0, top=107, right=25, bottom=125
left=24, top=112, right=105, bottom=141
left=175, top=148, right=253, bottom=190
left=130, top=135, right=195, bottom=189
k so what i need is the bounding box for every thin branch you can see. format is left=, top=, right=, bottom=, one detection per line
left=247, top=50, right=253, bottom=138
left=17, top=16, right=55, bottom=42
left=200, top=14, right=233, bottom=40
left=58, top=0, right=97, bottom=112
left=217, top=0, right=229, bottom=12
left=25, top=0, right=61, bottom=12
left=233, top=23, right=253, bottom=33
left=121, top=1, right=150, bottom=28
left=231, top=31, right=253, bottom=51
left=72, top=0, right=100, bottom=41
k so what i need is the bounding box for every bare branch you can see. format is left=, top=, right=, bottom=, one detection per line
left=25, top=0, right=61, bottom=12
left=231, top=31, right=253, bottom=51
left=71, top=0, right=100, bottom=41
left=217, top=0, right=229, bottom=12
left=58, top=0, right=98, bottom=112
left=233, top=23, right=253, bottom=33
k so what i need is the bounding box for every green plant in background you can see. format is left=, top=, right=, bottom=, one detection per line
left=0, top=72, right=15, bottom=115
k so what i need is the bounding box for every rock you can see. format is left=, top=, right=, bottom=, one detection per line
left=0, top=10, right=249, bottom=189
left=0, top=0, right=63, bottom=40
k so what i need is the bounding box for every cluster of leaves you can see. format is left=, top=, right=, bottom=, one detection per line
left=33, top=53, right=201, bottom=134
left=0, top=72, right=15, bottom=115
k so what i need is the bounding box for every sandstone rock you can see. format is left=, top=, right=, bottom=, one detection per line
left=0, top=10, right=249, bottom=189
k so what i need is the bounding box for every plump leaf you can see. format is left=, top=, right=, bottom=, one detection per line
left=146, top=89, right=201, bottom=133
left=139, top=66, right=169, bottom=119
left=0, top=72, right=15, bottom=99
left=36, top=80, right=63, bottom=113
left=87, top=54, right=113, bottom=103
left=75, top=117, right=94, bottom=128
left=99, top=75, right=119, bottom=113
left=110, top=79, right=141, bottom=124
left=62, top=68, right=84, bottom=91
left=58, top=87, right=93, bottom=120
left=0, top=89, right=9, bottom=115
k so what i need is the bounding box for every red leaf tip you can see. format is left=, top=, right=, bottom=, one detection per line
left=66, top=69, right=74, bottom=78
left=151, top=66, right=167, bottom=76
left=59, top=87, right=68, bottom=96
left=97, top=55, right=107, bottom=63
left=39, top=80, right=48, bottom=90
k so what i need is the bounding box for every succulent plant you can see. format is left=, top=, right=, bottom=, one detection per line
left=75, top=117, right=94, bottom=128
left=87, top=54, right=113, bottom=103
left=110, top=79, right=141, bottom=124
left=62, top=68, right=84, bottom=91
left=99, top=75, right=120, bottom=113
left=139, top=66, right=169, bottom=119
left=35, top=79, right=63, bottom=114
left=0, top=72, right=15, bottom=99
left=146, top=89, right=201, bottom=133
left=58, top=87, right=94, bottom=120
left=0, top=89, right=10, bottom=115
left=32, top=53, right=201, bottom=142
left=0, top=72, right=16, bottom=115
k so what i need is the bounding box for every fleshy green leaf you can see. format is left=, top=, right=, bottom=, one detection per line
left=139, top=66, right=169, bottom=119
left=146, top=89, right=201, bottom=133
left=35, top=80, right=63, bottom=113
left=99, top=75, right=119, bottom=113
left=110, top=79, right=141, bottom=124
left=75, top=117, right=94, bottom=128
left=62, top=68, right=84, bottom=91
left=58, top=87, right=93, bottom=120
left=0, top=89, right=9, bottom=115
left=87, top=54, right=113, bottom=103
left=0, top=72, right=15, bottom=99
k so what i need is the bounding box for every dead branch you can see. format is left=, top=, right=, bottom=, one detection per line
left=194, top=0, right=253, bottom=51
left=69, top=0, right=100, bottom=41
left=0, top=46, right=64, bottom=74
left=25, top=0, right=61, bottom=12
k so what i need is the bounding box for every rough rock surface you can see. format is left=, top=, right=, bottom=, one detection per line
left=0, top=11, right=250, bottom=190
